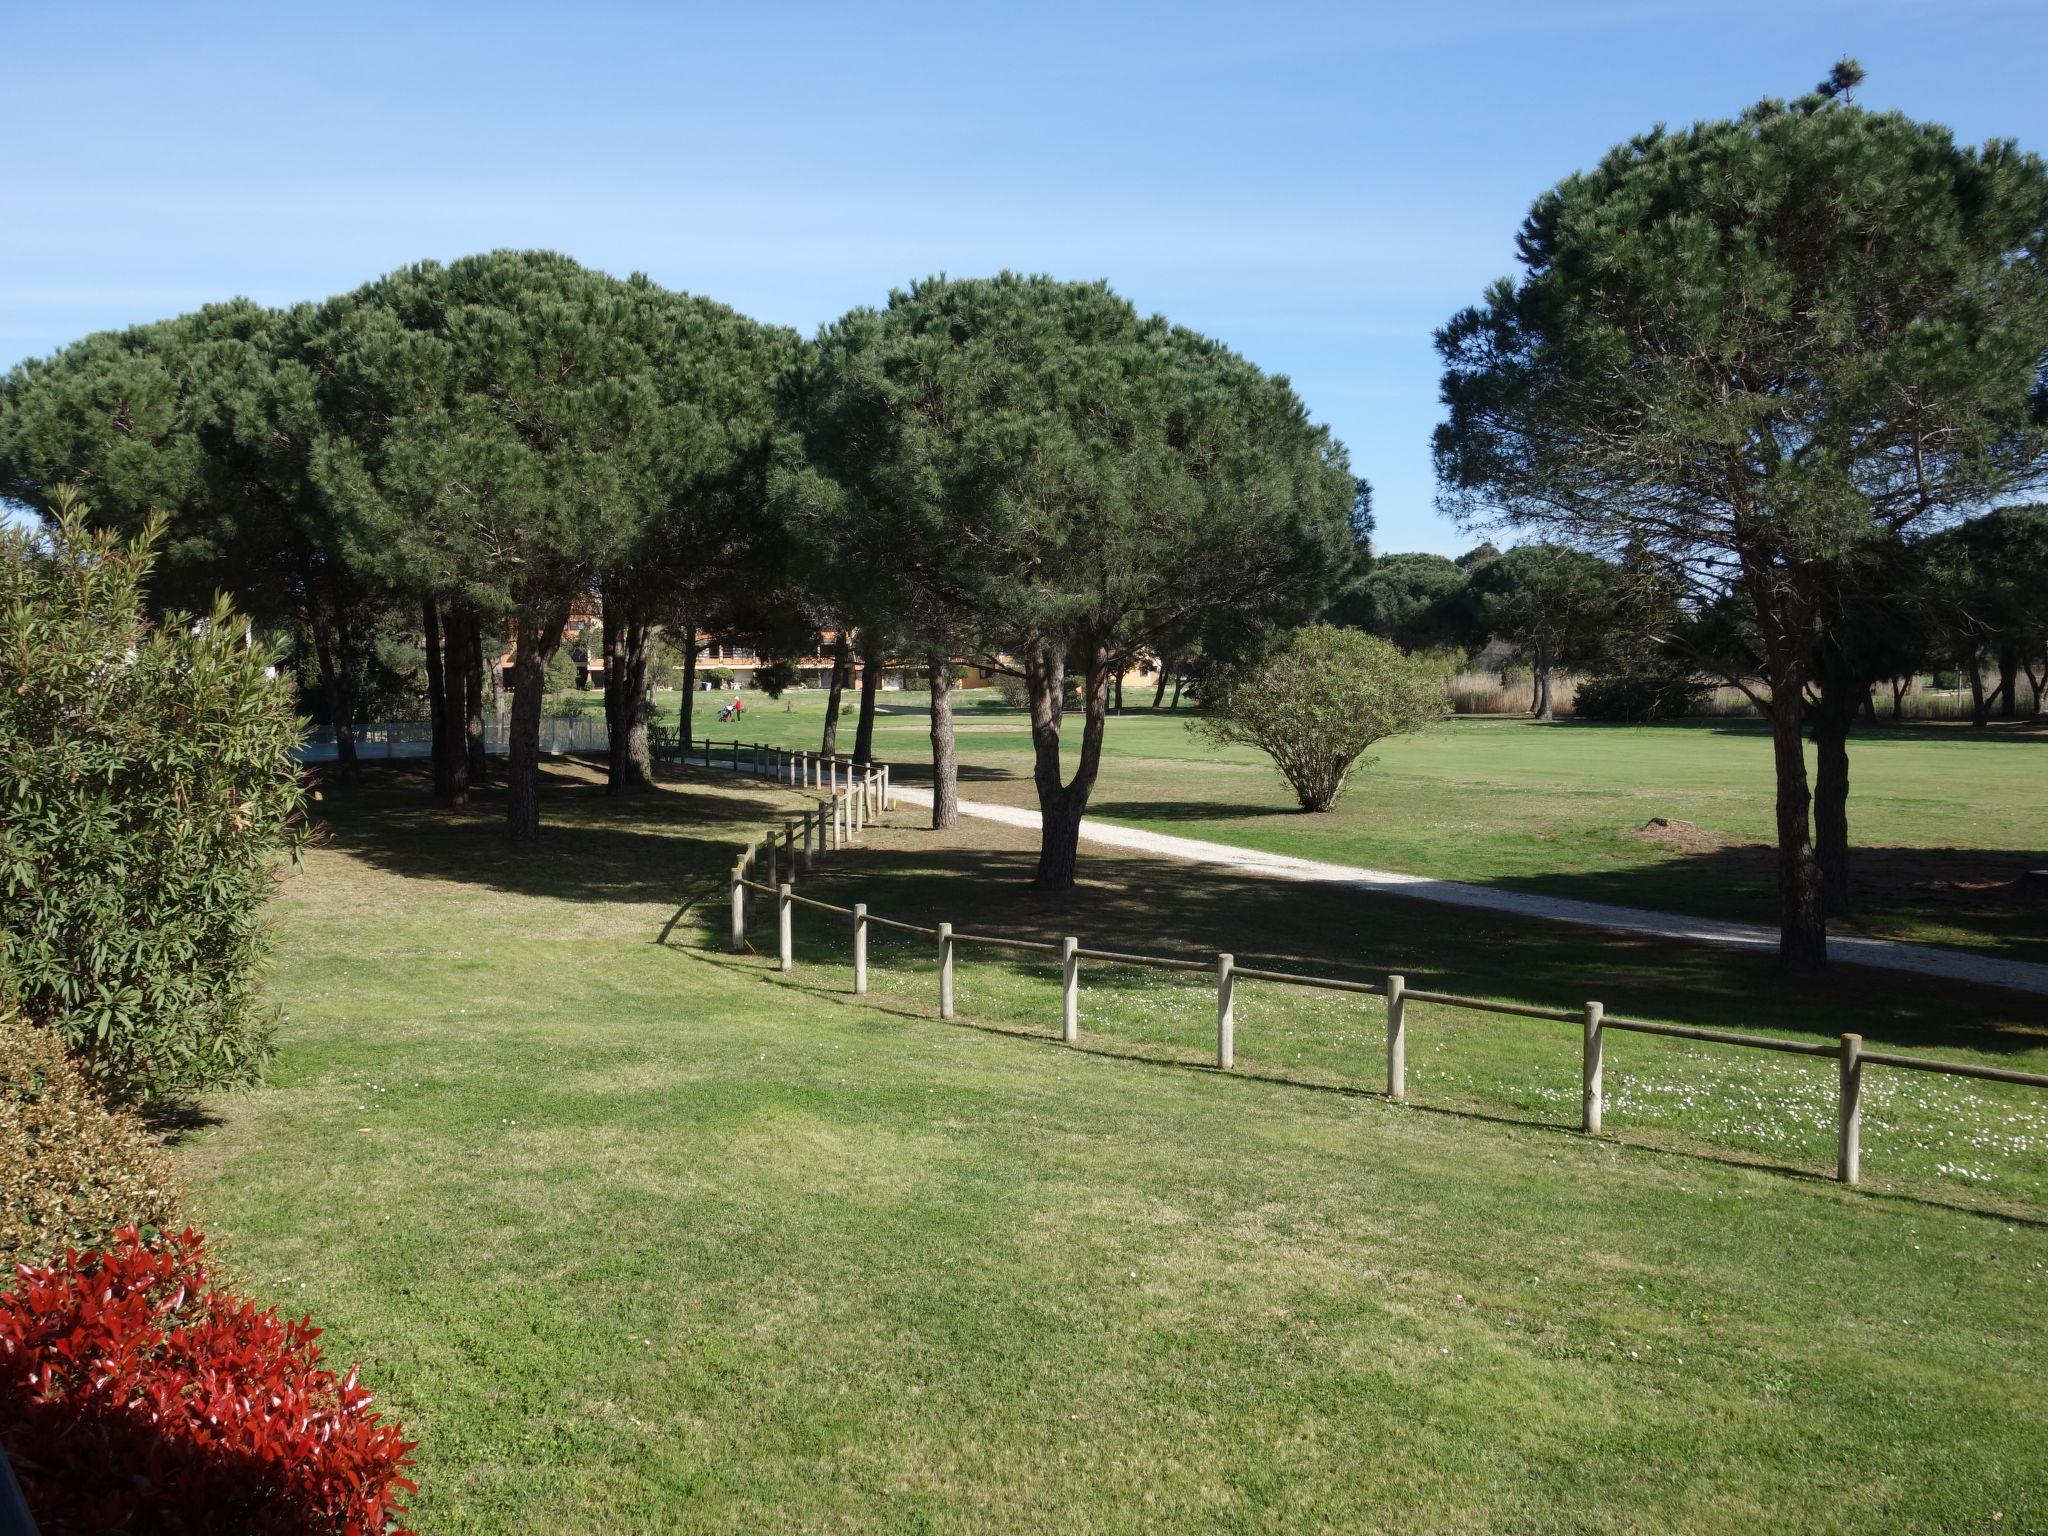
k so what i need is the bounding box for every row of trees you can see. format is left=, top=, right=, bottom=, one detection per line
left=0, top=263, right=1364, bottom=886
left=0, top=256, right=799, bottom=840
left=1342, top=515, right=2048, bottom=728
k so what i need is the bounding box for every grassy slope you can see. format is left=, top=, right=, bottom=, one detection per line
left=631, top=689, right=2048, bottom=963
left=185, top=764, right=2048, bottom=1534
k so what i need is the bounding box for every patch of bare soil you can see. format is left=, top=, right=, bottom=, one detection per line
left=1629, top=817, right=1744, bottom=854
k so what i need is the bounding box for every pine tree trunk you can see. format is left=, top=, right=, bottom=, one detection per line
left=605, top=609, right=655, bottom=794
left=852, top=632, right=882, bottom=766
left=602, top=619, right=627, bottom=789
left=506, top=597, right=572, bottom=844
left=464, top=624, right=487, bottom=785
left=310, top=604, right=359, bottom=781
left=1151, top=661, right=1172, bottom=710
left=1169, top=669, right=1186, bottom=710
left=2024, top=658, right=2045, bottom=717
left=928, top=653, right=959, bottom=830
left=1968, top=650, right=1989, bottom=728
left=1533, top=642, right=1554, bottom=720
left=1026, top=645, right=1111, bottom=891
left=437, top=606, right=474, bottom=807
left=678, top=622, right=698, bottom=746
left=1998, top=646, right=2020, bottom=721
left=1811, top=657, right=1858, bottom=918
left=820, top=633, right=851, bottom=757
left=422, top=597, right=456, bottom=803
left=1891, top=676, right=1907, bottom=719
left=1767, top=676, right=1828, bottom=969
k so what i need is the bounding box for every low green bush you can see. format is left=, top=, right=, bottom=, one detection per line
left=0, top=1009, right=182, bottom=1272
left=1573, top=660, right=1711, bottom=721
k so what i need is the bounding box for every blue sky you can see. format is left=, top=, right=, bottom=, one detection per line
left=6, top=0, right=2046, bottom=552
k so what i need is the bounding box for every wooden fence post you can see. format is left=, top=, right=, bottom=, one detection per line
left=1385, top=974, right=1406, bottom=1101
left=783, top=823, right=796, bottom=883
left=853, top=903, right=869, bottom=994
left=1216, top=953, right=1235, bottom=1070
left=938, top=922, right=955, bottom=1019
left=731, top=738, right=740, bottom=773
left=802, top=810, right=815, bottom=869
left=1582, top=1001, right=1604, bottom=1134
left=1061, top=937, right=1079, bottom=1042
left=777, top=883, right=793, bottom=971
left=1838, top=1033, right=1863, bottom=1185
left=881, top=764, right=892, bottom=811
left=729, top=861, right=745, bottom=952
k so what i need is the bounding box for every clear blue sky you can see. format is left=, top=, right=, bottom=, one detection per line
left=6, top=1, right=2046, bottom=553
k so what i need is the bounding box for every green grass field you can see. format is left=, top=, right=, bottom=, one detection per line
left=182, top=762, right=2048, bottom=1533
left=604, top=686, right=2048, bottom=963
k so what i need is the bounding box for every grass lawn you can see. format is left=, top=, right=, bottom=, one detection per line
left=181, top=761, right=2048, bottom=1534
left=625, top=687, right=2048, bottom=964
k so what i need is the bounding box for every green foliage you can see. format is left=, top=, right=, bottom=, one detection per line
left=1925, top=505, right=2048, bottom=664
left=1461, top=545, right=1614, bottom=663
left=1329, top=552, right=1476, bottom=653
left=1195, top=625, right=1444, bottom=810
left=1572, top=660, right=1710, bottom=722
left=0, top=1008, right=182, bottom=1272
left=543, top=646, right=577, bottom=695
left=787, top=272, right=1358, bottom=683
left=753, top=659, right=800, bottom=698
left=1435, top=71, right=2048, bottom=567
left=0, top=509, right=308, bottom=1102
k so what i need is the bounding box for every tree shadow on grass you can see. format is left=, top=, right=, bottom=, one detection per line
left=1084, top=799, right=1301, bottom=823
left=689, top=832, right=2048, bottom=1061
left=312, top=760, right=2048, bottom=1059
left=881, top=760, right=1020, bottom=787
left=1471, top=841, right=2048, bottom=968
left=310, top=760, right=816, bottom=907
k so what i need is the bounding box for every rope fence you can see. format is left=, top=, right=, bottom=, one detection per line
left=665, top=729, right=2048, bottom=1191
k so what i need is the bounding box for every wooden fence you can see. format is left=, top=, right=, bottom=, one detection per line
left=659, top=730, right=2048, bottom=1191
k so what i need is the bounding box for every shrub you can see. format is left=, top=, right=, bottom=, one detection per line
left=1196, top=625, right=1444, bottom=810
left=753, top=658, right=800, bottom=698
left=0, top=1010, right=181, bottom=1273
left=0, top=1227, right=418, bottom=1535
left=0, top=510, right=308, bottom=1102
left=1573, top=660, right=1711, bottom=721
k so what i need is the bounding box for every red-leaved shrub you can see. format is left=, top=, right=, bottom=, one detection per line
left=0, top=1227, right=416, bottom=1535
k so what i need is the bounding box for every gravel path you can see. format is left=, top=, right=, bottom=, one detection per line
left=890, top=785, right=2048, bottom=997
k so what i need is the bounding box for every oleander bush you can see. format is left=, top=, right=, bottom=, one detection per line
left=0, top=1227, right=418, bottom=1535
left=1196, top=624, right=1444, bottom=810
left=0, top=507, right=309, bottom=1103
left=0, top=1009, right=181, bottom=1273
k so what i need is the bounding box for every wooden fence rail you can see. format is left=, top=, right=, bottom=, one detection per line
left=675, top=732, right=2048, bottom=1191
